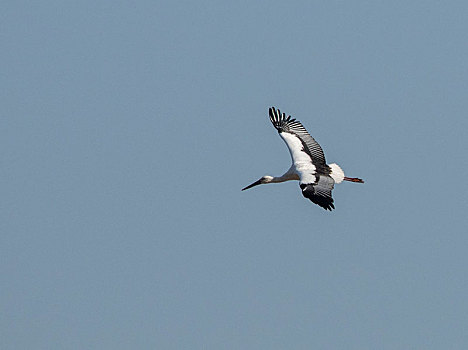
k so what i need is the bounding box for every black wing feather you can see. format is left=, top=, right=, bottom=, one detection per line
left=300, top=176, right=335, bottom=211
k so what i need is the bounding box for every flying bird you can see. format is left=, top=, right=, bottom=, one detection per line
left=242, top=107, right=364, bottom=211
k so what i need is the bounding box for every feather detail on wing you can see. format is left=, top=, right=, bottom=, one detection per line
left=300, top=175, right=335, bottom=211
left=269, top=107, right=328, bottom=172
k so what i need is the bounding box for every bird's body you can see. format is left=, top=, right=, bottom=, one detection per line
left=242, top=107, right=363, bottom=211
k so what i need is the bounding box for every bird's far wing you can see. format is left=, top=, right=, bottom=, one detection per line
left=300, top=175, right=335, bottom=211
left=269, top=107, right=327, bottom=168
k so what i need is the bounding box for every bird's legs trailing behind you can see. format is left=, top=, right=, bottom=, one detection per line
left=343, top=177, right=364, bottom=183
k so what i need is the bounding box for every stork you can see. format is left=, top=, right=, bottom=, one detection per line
left=242, top=107, right=364, bottom=211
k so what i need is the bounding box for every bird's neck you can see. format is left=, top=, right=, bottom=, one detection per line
left=271, top=172, right=298, bottom=183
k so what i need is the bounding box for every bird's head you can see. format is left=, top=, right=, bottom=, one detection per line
left=241, top=175, right=273, bottom=191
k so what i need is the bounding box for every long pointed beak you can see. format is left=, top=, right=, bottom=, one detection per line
left=241, top=179, right=262, bottom=191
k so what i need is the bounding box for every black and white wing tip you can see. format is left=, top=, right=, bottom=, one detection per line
left=268, top=107, right=295, bottom=132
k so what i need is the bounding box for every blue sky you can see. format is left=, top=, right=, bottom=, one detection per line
left=2, top=1, right=468, bottom=349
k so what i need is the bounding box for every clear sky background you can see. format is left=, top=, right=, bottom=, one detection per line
left=2, top=1, right=468, bottom=349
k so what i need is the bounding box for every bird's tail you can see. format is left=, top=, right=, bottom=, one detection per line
left=328, top=163, right=345, bottom=183
left=329, top=163, right=364, bottom=183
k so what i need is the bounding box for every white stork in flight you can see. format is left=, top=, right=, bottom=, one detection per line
left=242, top=107, right=364, bottom=211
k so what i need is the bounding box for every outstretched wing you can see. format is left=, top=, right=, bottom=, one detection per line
left=300, top=175, right=335, bottom=211
left=269, top=107, right=328, bottom=171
